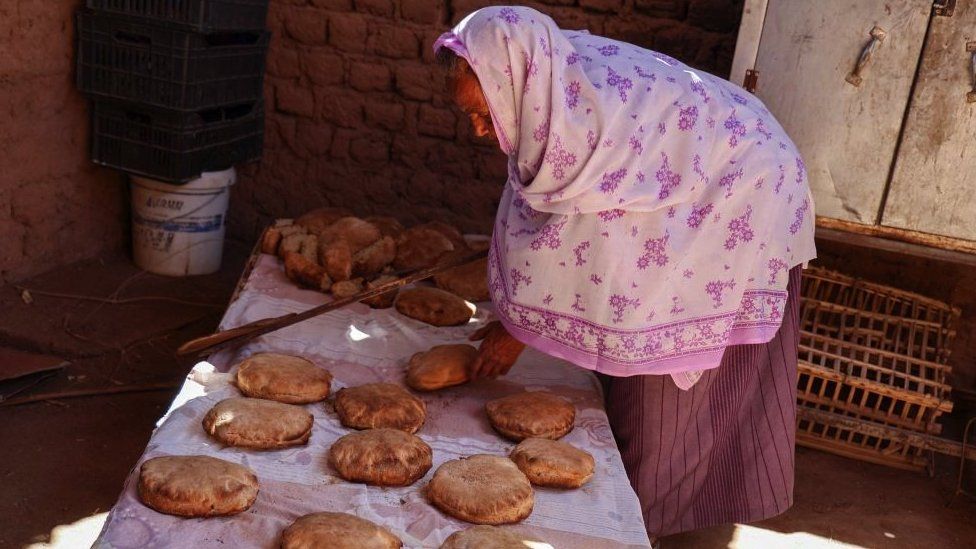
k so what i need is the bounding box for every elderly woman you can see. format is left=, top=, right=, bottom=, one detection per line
left=434, top=5, right=816, bottom=542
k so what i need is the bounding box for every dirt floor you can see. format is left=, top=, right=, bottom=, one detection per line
left=1, top=245, right=974, bottom=549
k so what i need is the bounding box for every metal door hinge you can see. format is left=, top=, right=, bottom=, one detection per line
left=934, top=0, right=955, bottom=17
left=744, top=69, right=759, bottom=93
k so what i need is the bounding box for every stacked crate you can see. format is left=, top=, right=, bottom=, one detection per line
left=796, top=267, right=960, bottom=471
left=77, top=1, right=270, bottom=182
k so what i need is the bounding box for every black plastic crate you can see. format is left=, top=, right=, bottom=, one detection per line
left=91, top=100, right=264, bottom=183
left=77, top=11, right=269, bottom=111
left=86, top=0, right=270, bottom=31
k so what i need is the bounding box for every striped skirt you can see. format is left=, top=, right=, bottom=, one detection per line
left=604, top=266, right=802, bottom=538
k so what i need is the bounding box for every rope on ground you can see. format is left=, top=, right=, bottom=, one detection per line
left=0, top=382, right=181, bottom=408
left=14, top=286, right=223, bottom=308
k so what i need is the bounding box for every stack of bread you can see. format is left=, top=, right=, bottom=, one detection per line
left=259, top=208, right=489, bottom=327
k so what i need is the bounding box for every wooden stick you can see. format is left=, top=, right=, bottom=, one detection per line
left=176, top=248, right=489, bottom=358
left=797, top=407, right=976, bottom=461
left=0, top=383, right=180, bottom=408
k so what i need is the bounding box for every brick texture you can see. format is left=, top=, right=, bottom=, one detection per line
left=230, top=0, right=745, bottom=240
left=0, top=0, right=126, bottom=284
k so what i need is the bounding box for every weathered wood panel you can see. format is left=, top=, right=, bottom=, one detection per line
left=883, top=2, right=976, bottom=240
left=729, top=0, right=769, bottom=85
left=753, top=0, right=931, bottom=223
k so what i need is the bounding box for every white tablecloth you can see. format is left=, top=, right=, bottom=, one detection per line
left=94, top=254, right=651, bottom=548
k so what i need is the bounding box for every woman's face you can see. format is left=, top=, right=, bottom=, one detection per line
left=448, top=58, right=496, bottom=142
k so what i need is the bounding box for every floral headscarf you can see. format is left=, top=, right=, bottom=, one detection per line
left=435, top=6, right=816, bottom=388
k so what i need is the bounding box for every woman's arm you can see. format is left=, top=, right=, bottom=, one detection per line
left=468, top=321, right=526, bottom=378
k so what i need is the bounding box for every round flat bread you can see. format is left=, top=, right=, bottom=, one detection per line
left=509, top=438, right=595, bottom=489
left=294, top=207, right=352, bottom=236
left=320, top=217, right=382, bottom=253
left=427, top=455, right=534, bottom=525
left=485, top=392, right=575, bottom=442
left=138, top=455, right=258, bottom=517
left=395, top=286, right=473, bottom=327
left=433, top=250, right=489, bottom=302
left=365, top=216, right=404, bottom=239
left=416, top=221, right=468, bottom=251
left=329, top=428, right=432, bottom=486
left=394, top=227, right=455, bottom=270
left=406, top=344, right=476, bottom=391
left=440, top=526, right=528, bottom=549
left=334, top=383, right=426, bottom=433
left=203, top=397, right=313, bottom=449
left=281, top=512, right=402, bottom=549
left=236, top=353, right=332, bottom=404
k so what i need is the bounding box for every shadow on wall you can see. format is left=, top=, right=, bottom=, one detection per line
left=0, top=0, right=128, bottom=284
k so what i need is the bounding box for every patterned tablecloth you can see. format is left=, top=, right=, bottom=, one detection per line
left=94, top=253, right=651, bottom=548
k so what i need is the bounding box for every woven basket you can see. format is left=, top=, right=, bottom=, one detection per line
left=796, top=267, right=960, bottom=471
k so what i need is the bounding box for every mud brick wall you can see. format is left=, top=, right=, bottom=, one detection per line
left=0, top=1, right=127, bottom=284
left=229, top=0, right=745, bottom=239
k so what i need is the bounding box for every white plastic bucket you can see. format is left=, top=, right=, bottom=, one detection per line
left=130, top=168, right=236, bottom=276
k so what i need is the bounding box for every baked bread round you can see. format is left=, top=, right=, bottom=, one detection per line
left=334, top=383, right=426, bottom=433
left=295, top=207, right=352, bottom=236
left=395, top=287, right=473, bottom=327
left=137, top=455, right=258, bottom=517
left=433, top=250, right=490, bottom=302
left=353, top=236, right=396, bottom=278
left=394, top=227, right=455, bottom=270
left=235, top=353, right=332, bottom=404
left=440, top=526, right=528, bottom=548
left=361, top=275, right=399, bottom=309
left=203, top=397, right=313, bottom=449
left=427, top=455, right=534, bottom=525
left=320, top=217, right=382, bottom=253
left=328, top=428, right=432, bottom=486
left=281, top=512, right=402, bottom=549
left=485, top=392, right=575, bottom=442
left=509, top=438, right=595, bottom=488
left=365, top=216, right=405, bottom=239
left=416, top=221, right=468, bottom=251
left=406, top=344, right=477, bottom=391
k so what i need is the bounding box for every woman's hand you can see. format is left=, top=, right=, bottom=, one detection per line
left=468, top=321, right=525, bottom=379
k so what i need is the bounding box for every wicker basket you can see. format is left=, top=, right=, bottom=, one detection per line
left=796, top=267, right=960, bottom=471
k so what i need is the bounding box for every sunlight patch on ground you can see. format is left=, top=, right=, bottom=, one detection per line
left=27, top=511, right=108, bottom=549
left=729, top=524, right=867, bottom=548
left=347, top=324, right=371, bottom=341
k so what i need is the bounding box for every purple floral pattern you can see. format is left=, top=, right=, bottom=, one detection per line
left=606, top=67, right=633, bottom=102
left=655, top=153, right=681, bottom=200
left=686, top=202, right=714, bottom=228
left=637, top=232, right=670, bottom=270
left=565, top=81, right=582, bottom=109
left=724, top=206, right=754, bottom=250
left=678, top=105, right=698, bottom=131
left=544, top=136, right=577, bottom=180
left=599, top=168, right=628, bottom=194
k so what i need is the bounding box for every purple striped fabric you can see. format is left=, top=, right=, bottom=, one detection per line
left=604, top=266, right=802, bottom=538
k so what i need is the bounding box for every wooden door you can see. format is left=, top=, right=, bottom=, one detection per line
left=752, top=0, right=932, bottom=224
left=883, top=3, right=976, bottom=240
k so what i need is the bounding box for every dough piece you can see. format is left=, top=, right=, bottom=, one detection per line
left=406, top=344, right=476, bottom=391
left=281, top=512, right=402, bottom=549
left=320, top=217, right=382, bottom=253
left=353, top=236, right=396, bottom=278
left=509, top=438, right=595, bottom=488
left=464, top=237, right=490, bottom=252
left=334, top=383, right=426, bottom=434
left=295, top=207, right=351, bottom=236
left=261, top=227, right=282, bottom=255
left=485, top=392, right=575, bottom=442
left=279, top=230, right=308, bottom=257
left=298, top=234, right=319, bottom=264
left=365, top=216, right=405, bottom=239
left=433, top=250, right=490, bottom=302
left=328, top=428, right=432, bottom=486
left=395, top=287, right=473, bottom=327
left=332, top=278, right=364, bottom=299
left=203, top=397, right=313, bottom=449
left=236, top=353, right=332, bottom=404
left=417, top=221, right=468, bottom=251
left=284, top=251, right=332, bottom=292
left=361, top=275, right=399, bottom=309
left=320, top=239, right=353, bottom=282
left=137, top=455, right=258, bottom=517
left=427, top=455, right=533, bottom=525
left=394, top=227, right=455, bottom=271
left=440, top=526, right=528, bottom=549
